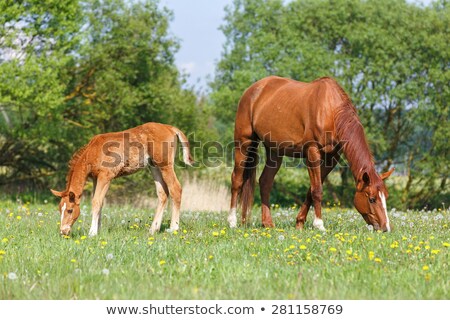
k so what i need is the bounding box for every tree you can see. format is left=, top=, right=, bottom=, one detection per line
left=0, top=0, right=210, bottom=196
left=211, top=0, right=449, bottom=208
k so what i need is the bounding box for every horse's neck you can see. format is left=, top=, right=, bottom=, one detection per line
left=340, top=131, right=376, bottom=182
left=66, top=163, right=89, bottom=195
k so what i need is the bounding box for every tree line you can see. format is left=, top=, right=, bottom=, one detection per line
left=0, top=0, right=448, bottom=209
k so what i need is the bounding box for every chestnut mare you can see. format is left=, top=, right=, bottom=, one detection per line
left=228, top=76, right=394, bottom=232
left=51, top=122, right=193, bottom=236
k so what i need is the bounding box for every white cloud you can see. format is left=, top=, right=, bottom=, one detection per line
left=179, top=62, right=196, bottom=74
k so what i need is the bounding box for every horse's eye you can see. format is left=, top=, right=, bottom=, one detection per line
left=67, top=209, right=73, bottom=214
left=369, top=198, right=376, bottom=204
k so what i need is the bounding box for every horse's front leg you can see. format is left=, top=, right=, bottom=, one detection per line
left=305, top=146, right=326, bottom=231
left=89, top=175, right=111, bottom=237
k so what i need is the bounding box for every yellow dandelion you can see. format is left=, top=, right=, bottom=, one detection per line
left=208, top=255, right=214, bottom=260
left=173, top=230, right=178, bottom=235
left=431, top=249, right=440, bottom=255
left=374, top=258, right=382, bottom=263
left=101, top=241, right=107, bottom=246
left=148, top=241, right=154, bottom=245
left=212, top=231, right=219, bottom=237
left=299, top=245, right=307, bottom=250
left=368, top=251, right=375, bottom=260
left=442, top=242, right=449, bottom=247
left=159, top=260, right=166, bottom=266
left=251, top=253, right=258, bottom=257
left=183, top=229, right=187, bottom=234
left=0, top=250, right=6, bottom=255
left=2, top=238, right=8, bottom=243
left=16, top=216, right=22, bottom=220
left=220, top=230, right=226, bottom=235
left=80, top=236, right=87, bottom=240
left=70, top=259, right=77, bottom=263
left=329, top=247, right=337, bottom=252
left=422, top=265, right=429, bottom=271
left=346, top=249, right=353, bottom=255
left=243, top=233, right=249, bottom=238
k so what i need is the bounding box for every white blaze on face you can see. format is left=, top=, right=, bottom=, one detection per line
left=61, top=202, right=67, bottom=226
left=379, top=192, right=390, bottom=232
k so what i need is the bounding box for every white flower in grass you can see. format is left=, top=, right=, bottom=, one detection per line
left=278, top=235, right=285, bottom=241
left=8, top=272, right=17, bottom=280
left=121, top=219, right=126, bottom=224
left=366, top=225, right=374, bottom=231
left=102, top=268, right=110, bottom=276
left=106, top=253, right=114, bottom=261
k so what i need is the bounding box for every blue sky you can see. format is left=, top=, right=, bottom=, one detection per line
left=160, top=0, right=433, bottom=91
left=160, top=0, right=231, bottom=91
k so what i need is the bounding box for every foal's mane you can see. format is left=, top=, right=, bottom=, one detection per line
left=326, top=78, right=377, bottom=181
left=64, top=143, right=90, bottom=192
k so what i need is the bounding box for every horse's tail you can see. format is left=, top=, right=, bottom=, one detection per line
left=240, top=140, right=259, bottom=225
left=173, top=127, right=194, bottom=166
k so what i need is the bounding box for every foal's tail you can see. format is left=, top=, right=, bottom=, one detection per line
left=173, top=127, right=194, bottom=166
left=240, top=140, right=259, bottom=225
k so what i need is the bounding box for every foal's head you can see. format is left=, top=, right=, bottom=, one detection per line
left=50, top=190, right=81, bottom=236
left=353, top=168, right=395, bottom=232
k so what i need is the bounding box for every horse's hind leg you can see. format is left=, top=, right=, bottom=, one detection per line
left=259, top=150, right=282, bottom=228
left=149, top=166, right=169, bottom=234
left=159, top=166, right=182, bottom=232
left=229, top=137, right=258, bottom=227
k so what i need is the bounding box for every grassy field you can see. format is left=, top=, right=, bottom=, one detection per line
left=0, top=200, right=448, bottom=299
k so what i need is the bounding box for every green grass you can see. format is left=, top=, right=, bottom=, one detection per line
left=0, top=200, right=448, bottom=299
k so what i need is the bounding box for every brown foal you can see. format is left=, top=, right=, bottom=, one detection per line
left=51, top=122, right=193, bottom=236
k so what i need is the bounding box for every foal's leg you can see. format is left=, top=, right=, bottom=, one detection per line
left=89, top=174, right=111, bottom=237
left=229, top=138, right=256, bottom=227
left=149, top=166, right=169, bottom=234
left=159, top=166, right=182, bottom=232
left=296, top=151, right=340, bottom=230
left=259, top=151, right=282, bottom=228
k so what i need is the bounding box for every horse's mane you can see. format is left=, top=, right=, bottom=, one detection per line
left=327, top=78, right=377, bottom=182
left=64, top=143, right=90, bottom=192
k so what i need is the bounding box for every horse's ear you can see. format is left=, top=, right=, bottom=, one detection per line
left=69, top=191, right=76, bottom=203
left=356, top=171, right=371, bottom=191
left=380, top=167, right=395, bottom=180
left=50, top=189, right=63, bottom=198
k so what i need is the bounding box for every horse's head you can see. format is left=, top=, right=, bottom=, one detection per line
left=353, top=168, right=395, bottom=232
left=50, top=189, right=81, bottom=236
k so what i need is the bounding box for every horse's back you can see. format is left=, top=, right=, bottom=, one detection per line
left=236, top=76, right=342, bottom=153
